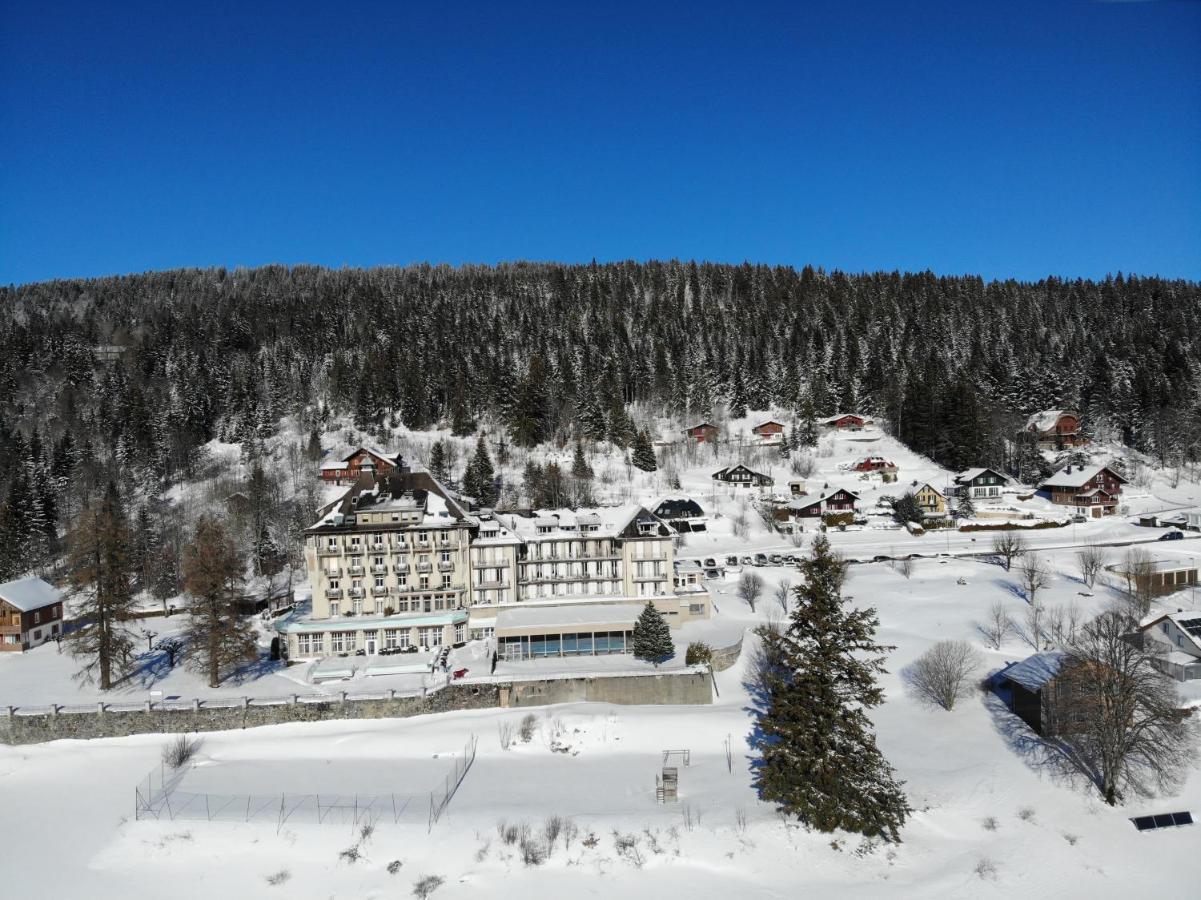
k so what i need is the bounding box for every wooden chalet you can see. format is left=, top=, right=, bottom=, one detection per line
left=1039, top=464, right=1126, bottom=517
left=320, top=446, right=406, bottom=485
left=711, top=464, right=774, bottom=489
left=821, top=413, right=868, bottom=430
left=779, top=488, right=859, bottom=521
left=752, top=420, right=785, bottom=442
left=851, top=456, right=897, bottom=475
left=1024, top=409, right=1086, bottom=450
left=683, top=422, right=719, bottom=444
left=0, top=577, right=65, bottom=652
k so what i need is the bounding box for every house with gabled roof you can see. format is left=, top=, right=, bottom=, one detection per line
left=952, top=467, right=1008, bottom=501
left=320, top=446, right=406, bottom=485
left=821, top=413, right=868, bottom=430
left=1024, top=409, right=1086, bottom=450
left=1139, top=611, right=1201, bottom=681
left=712, top=464, right=774, bottom=489
left=1039, top=464, right=1126, bottom=517
left=0, top=577, right=65, bottom=652
left=914, top=483, right=947, bottom=516
left=683, top=422, right=719, bottom=444
left=751, top=420, right=785, bottom=444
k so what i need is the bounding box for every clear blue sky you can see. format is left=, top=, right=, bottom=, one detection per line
left=2, top=0, right=1199, bottom=286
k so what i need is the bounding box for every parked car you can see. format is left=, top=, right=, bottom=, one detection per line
left=1072, top=514, right=1088, bottom=523
left=726, top=555, right=740, bottom=566
left=703, top=557, right=717, bottom=568
left=740, top=555, right=753, bottom=566
left=768, top=553, right=783, bottom=565
left=753, top=553, right=768, bottom=566
left=783, top=554, right=797, bottom=564
left=704, top=567, right=722, bottom=579
left=1159, top=530, right=1184, bottom=541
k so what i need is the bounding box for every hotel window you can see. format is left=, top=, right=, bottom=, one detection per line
left=374, top=576, right=385, bottom=588
left=329, top=579, right=340, bottom=590
left=398, top=572, right=408, bottom=587
left=33, top=611, right=40, bottom=624
left=329, top=601, right=340, bottom=616
left=442, top=574, right=452, bottom=588
left=441, top=550, right=451, bottom=563
left=326, top=537, right=338, bottom=550
left=420, top=576, right=430, bottom=590
left=374, top=555, right=385, bottom=566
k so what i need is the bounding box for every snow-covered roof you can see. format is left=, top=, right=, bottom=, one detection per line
left=507, top=505, right=665, bottom=541
left=1025, top=410, right=1077, bottom=432
left=955, top=467, right=1007, bottom=485
left=494, top=602, right=644, bottom=632
left=1040, top=464, right=1124, bottom=489
left=1003, top=651, right=1067, bottom=692
left=0, top=577, right=62, bottom=612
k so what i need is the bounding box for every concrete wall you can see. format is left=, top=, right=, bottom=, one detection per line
left=505, top=671, right=712, bottom=708
left=0, top=671, right=712, bottom=745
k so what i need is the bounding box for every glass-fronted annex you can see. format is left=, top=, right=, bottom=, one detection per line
left=498, top=629, right=633, bottom=660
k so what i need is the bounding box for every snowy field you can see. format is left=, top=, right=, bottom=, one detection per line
left=4, top=544, right=1201, bottom=898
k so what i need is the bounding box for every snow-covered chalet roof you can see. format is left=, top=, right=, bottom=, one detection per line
left=1002, top=651, right=1067, bottom=692
left=0, top=576, right=63, bottom=612
left=1040, top=464, right=1124, bottom=489
left=1025, top=409, right=1075, bottom=432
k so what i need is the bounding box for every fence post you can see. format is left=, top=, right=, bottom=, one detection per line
left=192, top=698, right=200, bottom=712
left=96, top=702, right=105, bottom=715
left=144, top=700, right=153, bottom=713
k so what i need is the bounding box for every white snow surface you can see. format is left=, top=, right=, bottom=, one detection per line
left=4, top=411, right=1201, bottom=896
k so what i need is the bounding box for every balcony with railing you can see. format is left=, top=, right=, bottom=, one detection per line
left=317, top=545, right=341, bottom=557
left=415, top=562, right=433, bottom=574
left=325, top=588, right=344, bottom=599
left=348, top=588, right=365, bottom=599
left=370, top=564, right=388, bottom=575
left=323, top=567, right=342, bottom=578
left=371, top=585, right=390, bottom=597
left=475, top=579, right=509, bottom=590
left=347, top=564, right=365, bottom=576
left=437, top=560, right=455, bottom=572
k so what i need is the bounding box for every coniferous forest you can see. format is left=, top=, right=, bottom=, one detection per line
left=1, top=262, right=1199, bottom=578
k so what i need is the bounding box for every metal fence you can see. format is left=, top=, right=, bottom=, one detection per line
left=134, top=735, right=478, bottom=832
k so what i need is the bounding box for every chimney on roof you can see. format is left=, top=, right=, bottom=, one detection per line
left=1065, top=465, right=1072, bottom=474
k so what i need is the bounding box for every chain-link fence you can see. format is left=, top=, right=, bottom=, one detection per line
left=135, top=735, right=477, bottom=831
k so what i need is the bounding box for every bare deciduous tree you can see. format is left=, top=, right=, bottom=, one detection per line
left=905, top=640, right=983, bottom=710
left=1018, top=553, right=1051, bottom=606
left=1024, top=601, right=1046, bottom=651
left=978, top=601, right=1014, bottom=650
left=896, top=556, right=914, bottom=579
left=738, top=571, right=765, bottom=612
left=1076, top=544, right=1107, bottom=589
left=1053, top=611, right=1196, bottom=805
left=774, top=579, right=792, bottom=614
left=1120, top=548, right=1156, bottom=618
left=991, top=532, right=1027, bottom=571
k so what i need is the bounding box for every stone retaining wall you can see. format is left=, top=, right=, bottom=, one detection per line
left=0, top=671, right=712, bottom=745
left=709, top=635, right=744, bottom=672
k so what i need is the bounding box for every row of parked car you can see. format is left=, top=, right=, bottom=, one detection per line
left=691, top=553, right=800, bottom=577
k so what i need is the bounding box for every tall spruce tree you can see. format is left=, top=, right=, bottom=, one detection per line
left=571, top=441, right=593, bottom=480
left=751, top=535, right=911, bottom=841
left=428, top=439, right=449, bottom=483
left=631, top=601, right=674, bottom=666
left=67, top=483, right=137, bottom=689
left=632, top=429, right=658, bottom=472
left=183, top=516, right=257, bottom=688
left=464, top=434, right=497, bottom=507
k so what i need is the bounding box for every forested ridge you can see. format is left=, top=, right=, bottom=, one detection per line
left=1, top=261, right=1199, bottom=577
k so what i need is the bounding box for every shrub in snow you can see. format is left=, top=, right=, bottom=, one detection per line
left=162, top=734, right=202, bottom=770
left=519, top=714, right=537, bottom=743
left=684, top=641, right=712, bottom=666
left=264, top=870, right=290, bottom=886
left=412, top=875, right=444, bottom=898
left=974, top=858, right=998, bottom=880
left=387, top=860, right=403, bottom=875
